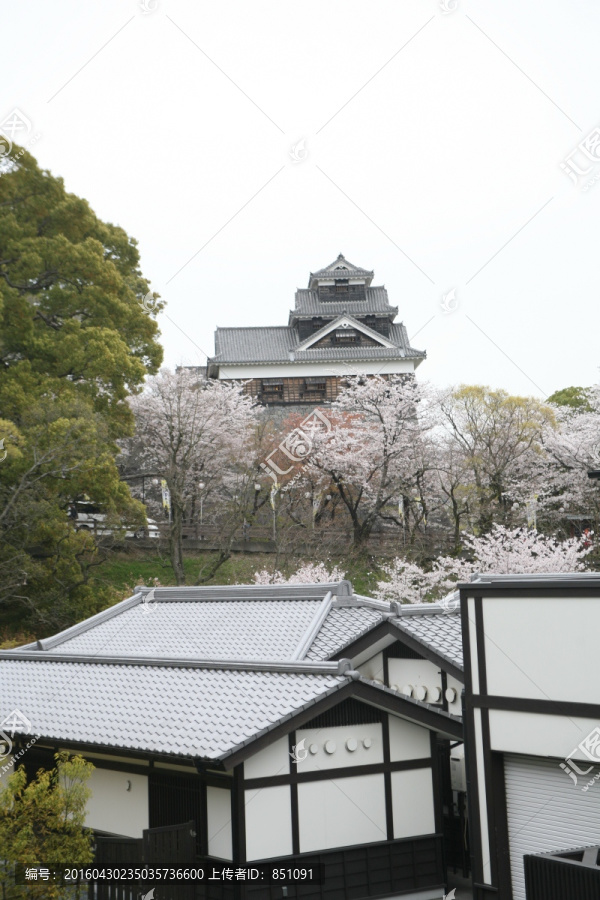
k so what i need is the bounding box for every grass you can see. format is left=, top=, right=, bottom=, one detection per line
left=0, top=549, right=387, bottom=647
left=90, top=548, right=386, bottom=599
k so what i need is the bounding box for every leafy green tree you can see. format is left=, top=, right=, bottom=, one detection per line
left=0, top=147, right=163, bottom=630
left=547, top=386, right=593, bottom=411
left=438, top=385, right=555, bottom=534
left=0, top=751, right=94, bottom=899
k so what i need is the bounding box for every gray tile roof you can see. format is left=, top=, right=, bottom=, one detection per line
left=212, top=326, right=296, bottom=363
left=210, top=321, right=424, bottom=365
left=292, top=286, right=396, bottom=318
left=0, top=584, right=463, bottom=761
left=309, top=254, right=373, bottom=281
left=43, top=599, right=324, bottom=661
left=306, top=607, right=384, bottom=660
left=0, top=656, right=346, bottom=761
left=392, top=607, right=464, bottom=670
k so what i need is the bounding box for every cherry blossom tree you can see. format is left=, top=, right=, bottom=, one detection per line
left=377, top=525, right=591, bottom=604
left=305, top=375, right=438, bottom=546
left=253, top=561, right=345, bottom=584
left=125, top=369, right=258, bottom=583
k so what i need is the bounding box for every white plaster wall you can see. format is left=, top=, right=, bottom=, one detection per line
left=245, top=785, right=292, bottom=860
left=446, top=674, right=464, bottom=716
left=243, top=735, right=290, bottom=779
left=482, top=596, right=600, bottom=703
left=358, top=651, right=384, bottom=681
left=295, top=724, right=383, bottom=772
left=207, top=786, right=233, bottom=860
left=298, top=774, right=387, bottom=852
left=489, top=709, right=600, bottom=761
left=388, top=658, right=449, bottom=707
left=218, top=360, right=416, bottom=379
left=473, top=709, right=491, bottom=884
left=85, top=768, right=148, bottom=837
left=468, top=596, right=479, bottom=694
left=388, top=715, right=431, bottom=762
left=390, top=768, right=435, bottom=839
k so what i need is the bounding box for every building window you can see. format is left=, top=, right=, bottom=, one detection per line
left=260, top=379, right=284, bottom=401
left=303, top=378, right=326, bottom=400
left=333, top=329, right=359, bottom=344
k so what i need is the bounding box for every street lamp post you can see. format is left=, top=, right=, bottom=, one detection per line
left=198, top=482, right=205, bottom=525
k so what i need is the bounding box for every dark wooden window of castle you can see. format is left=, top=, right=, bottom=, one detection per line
left=333, top=329, right=359, bottom=344
left=303, top=377, right=327, bottom=399
left=260, top=379, right=284, bottom=400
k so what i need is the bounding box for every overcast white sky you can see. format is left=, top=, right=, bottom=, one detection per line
left=4, top=0, right=600, bottom=398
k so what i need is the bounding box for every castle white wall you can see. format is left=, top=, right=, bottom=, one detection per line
left=390, top=768, right=435, bottom=839
left=245, top=785, right=293, bottom=860
left=206, top=786, right=233, bottom=860
left=298, top=774, right=387, bottom=852
left=85, top=768, right=148, bottom=838
left=217, top=360, right=417, bottom=380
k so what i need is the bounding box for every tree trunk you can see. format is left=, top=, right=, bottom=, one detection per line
left=170, top=505, right=186, bottom=585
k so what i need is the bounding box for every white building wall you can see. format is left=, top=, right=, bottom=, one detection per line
left=245, top=785, right=292, bottom=860
left=489, top=709, right=600, bottom=761
left=473, top=709, right=492, bottom=884
left=243, top=735, right=290, bottom=779
left=295, top=724, right=383, bottom=771
left=388, top=715, right=431, bottom=762
left=85, top=768, right=148, bottom=838
left=387, top=659, right=462, bottom=715
left=390, top=768, right=435, bottom=839
left=357, top=651, right=384, bottom=682
left=206, top=786, right=233, bottom=860
left=218, top=360, right=416, bottom=380
left=482, top=596, right=600, bottom=703
left=298, top=774, right=387, bottom=852
left=446, top=674, right=463, bottom=714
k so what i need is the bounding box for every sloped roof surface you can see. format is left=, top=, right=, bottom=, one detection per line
left=309, top=254, right=373, bottom=281
left=306, top=607, right=383, bottom=660
left=0, top=658, right=345, bottom=760
left=44, top=599, right=323, bottom=661
left=0, top=584, right=464, bottom=761
left=211, top=321, right=424, bottom=365
left=293, top=286, right=396, bottom=317
left=392, top=610, right=464, bottom=670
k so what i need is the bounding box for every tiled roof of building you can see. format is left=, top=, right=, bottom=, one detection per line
left=310, top=253, right=373, bottom=278
left=306, top=607, right=384, bottom=660
left=309, top=254, right=374, bottom=284
left=0, top=655, right=347, bottom=761
left=0, top=584, right=464, bottom=761
left=42, top=598, right=324, bottom=661
left=210, top=322, right=424, bottom=365
left=391, top=603, right=464, bottom=670
left=292, top=286, right=396, bottom=318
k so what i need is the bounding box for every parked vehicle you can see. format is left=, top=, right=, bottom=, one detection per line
left=69, top=501, right=160, bottom=539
